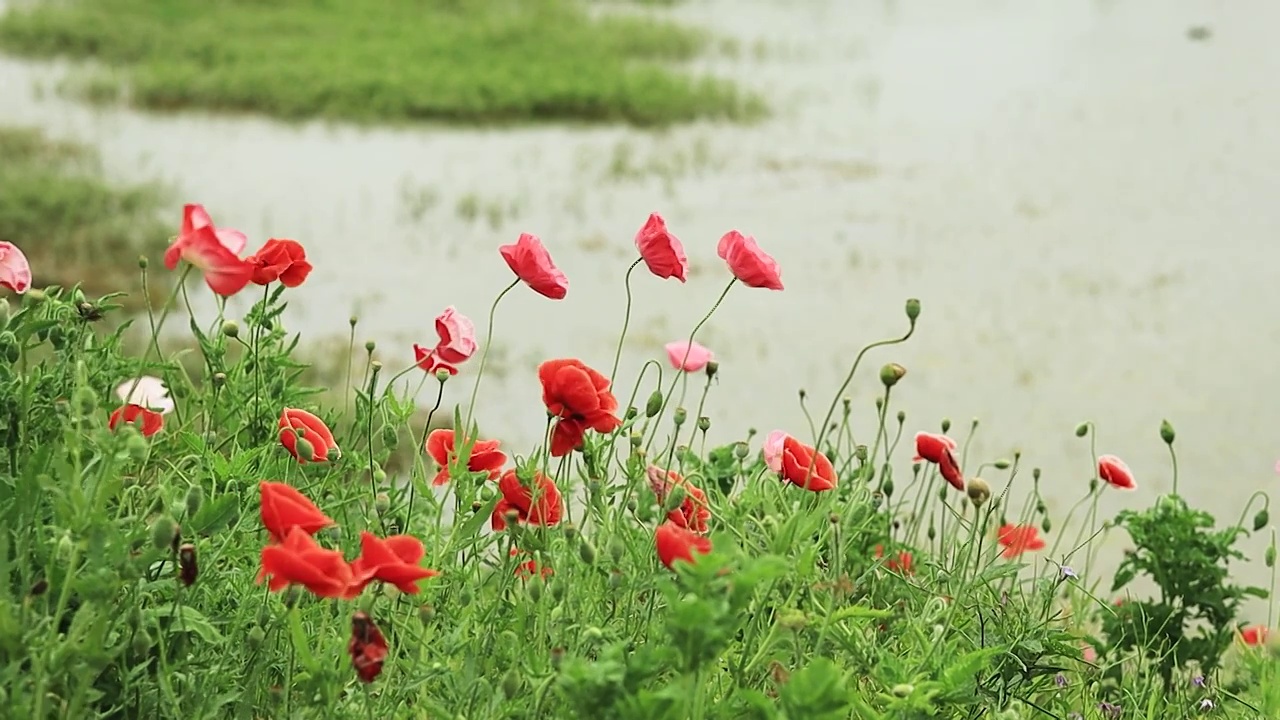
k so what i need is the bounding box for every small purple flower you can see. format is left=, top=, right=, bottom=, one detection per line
left=1054, top=673, right=1068, bottom=687
left=1061, top=565, right=1078, bottom=580
left=1192, top=674, right=1206, bottom=688
left=1099, top=701, right=1122, bottom=719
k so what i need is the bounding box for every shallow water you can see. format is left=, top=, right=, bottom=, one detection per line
left=2, top=0, right=1279, bottom=600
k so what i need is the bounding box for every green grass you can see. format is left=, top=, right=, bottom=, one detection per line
left=0, top=0, right=765, bottom=126
left=0, top=126, right=170, bottom=305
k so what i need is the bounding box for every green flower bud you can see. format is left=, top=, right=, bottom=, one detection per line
left=1159, top=419, right=1176, bottom=445
left=1266, top=546, right=1275, bottom=568
left=375, top=493, right=391, bottom=515
left=892, top=683, right=914, bottom=698
left=879, top=363, right=906, bottom=388
left=705, top=360, right=719, bottom=379
left=663, top=485, right=688, bottom=513
left=364, top=340, right=376, bottom=354
left=381, top=424, right=399, bottom=451
left=607, top=538, right=625, bottom=564
left=940, top=418, right=951, bottom=433
left=526, top=577, right=543, bottom=603
left=293, top=437, right=315, bottom=462
left=578, top=539, right=597, bottom=566
left=125, top=431, right=150, bottom=462
left=641, top=390, right=664, bottom=418
left=608, top=570, right=623, bottom=590
left=247, top=626, right=266, bottom=649
left=150, top=516, right=178, bottom=551
left=220, top=320, right=239, bottom=338
left=1074, top=422, right=1089, bottom=438
left=881, top=477, right=894, bottom=498
left=185, top=485, right=203, bottom=516
left=549, top=578, right=566, bottom=603
left=673, top=407, right=687, bottom=426
left=1254, top=509, right=1269, bottom=532
left=904, top=298, right=921, bottom=322
left=419, top=605, right=436, bottom=624
left=993, top=459, right=1011, bottom=470
left=896, top=410, right=905, bottom=424
left=697, top=416, right=710, bottom=433
left=966, top=477, right=991, bottom=507
left=137, top=256, right=149, bottom=269
left=1041, top=516, right=1052, bottom=533
left=501, top=668, right=522, bottom=699
left=629, top=433, right=642, bottom=448
left=733, top=442, right=748, bottom=460
left=625, top=406, right=638, bottom=420
left=131, top=628, right=154, bottom=655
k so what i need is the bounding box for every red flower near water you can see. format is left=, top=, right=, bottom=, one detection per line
left=246, top=238, right=313, bottom=287
left=874, top=544, right=914, bottom=575
left=349, top=611, right=389, bottom=683
left=0, top=241, right=32, bottom=294
left=279, top=407, right=339, bottom=463
left=716, top=230, right=783, bottom=290
left=491, top=469, right=563, bottom=530
left=347, top=531, right=438, bottom=597
left=257, top=525, right=352, bottom=598
left=914, top=431, right=964, bottom=491
left=414, top=306, right=478, bottom=375
left=164, top=204, right=254, bottom=296
left=1240, top=625, right=1270, bottom=646
left=1097, top=454, right=1136, bottom=490
left=500, top=232, right=569, bottom=300
left=647, top=466, right=711, bottom=534
left=655, top=521, right=713, bottom=570
left=108, top=404, right=164, bottom=437
left=634, top=212, right=688, bottom=282
left=997, top=523, right=1046, bottom=559
left=424, top=429, right=506, bottom=486
left=778, top=435, right=838, bottom=492
left=259, top=481, right=334, bottom=543
left=538, top=358, right=622, bottom=456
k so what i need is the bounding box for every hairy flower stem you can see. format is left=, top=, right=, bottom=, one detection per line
left=608, top=258, right=644, bottom=387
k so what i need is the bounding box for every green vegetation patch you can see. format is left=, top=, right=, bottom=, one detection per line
left=0, top=126, right=170, bottom=304
left=0, top=0, right=764, bottom=126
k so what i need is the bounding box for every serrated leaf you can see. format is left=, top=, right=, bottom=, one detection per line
left=189, top=493, right=238, bottom=535
left=941, top=647, right=1000, bottom=692
left=145, top=605, right=224, bottom=645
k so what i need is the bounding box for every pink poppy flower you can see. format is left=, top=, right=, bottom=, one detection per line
left=762, top=430, right=787, bottom=473
left=164, top=222, right=254, bottom=297
left=0, top=241, right=32, bottom=294
left=499, top=232, right=568, bottom=300
left=634, top=213, right=687, bottom=282
left=181, top=203, right=247, bottom=255
left=1097, top=454, right=1135, bottom=490
left=415, top=306, right=478, bottom=375
left=664, top=340, right=713, bottom=372
left=716, top=230, right=783, bottom=290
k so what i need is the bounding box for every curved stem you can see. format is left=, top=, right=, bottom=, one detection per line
left=1232, top=491, right=1271, bottom=535
left=408, top=376, right=448, bottom=532
left=463, top=279, right=520, bottom=434
left=608, top=258, right=644, bottom=386
left=644, top=279, right=737, bottom=454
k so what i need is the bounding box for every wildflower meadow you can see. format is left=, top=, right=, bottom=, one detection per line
left=0, top=206, right=1277, bottom=719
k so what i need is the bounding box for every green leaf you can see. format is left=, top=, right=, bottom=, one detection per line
left=941, top=647, right=1000, bottom=693
left=778, top=657, right=851, bottom=719
left=286, top=608, right=320, bottom=673
left=144, top=605, right=224, bottom=645
left=188, top=492, right=238, bottom=535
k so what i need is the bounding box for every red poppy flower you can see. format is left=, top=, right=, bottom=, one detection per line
left=347, top=531, right=438, bottom=597
left=164, top=222, right=254, bottom=297
left=499, top=232, right=569, bottom=300
left=349, top=611, right=389, bottom=683
left=634, top=212, right=688, bottom=282
left=914, top=431, right=965, bottom=491
left=0, top=240, right=32, bottom=294
left=108, top=403, right=164, bottom=437
left=490, top=469, right=562, bottom=531
left=874, top=544, right=914, bottom=575
left=510, top=547, right=553, bottom=580
left=997, top=523, right=1046, bottom=559
left=259, top=481, right=334, bottom=543
left=647, top=466, right=711, bottom=533
left=538, top=358, right=622, bottom=457
left=257, top=526, right=353, bottom=598
left=1241, top=625, right=1270, bottom=646
left=1097, top=454, right=1136, bottom=490
left=716, top=230, right=783, bottom=290
left=655, top=521, right=713, bottom=570
left=246, top=238, right=313, bottom=287
left=424, top=429, right=506, bottom=486
left=778, top=436, right=838, bottom=492
left=278, top=407, right=339, bottom=463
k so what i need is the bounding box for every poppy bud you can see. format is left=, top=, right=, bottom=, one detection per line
left=939, top=418, right=951, bottom=434
left=150, top=516, right=177, bottom=551
left=1035, top=501, right=1046, bottom=515
left=705, top=360, right=719, bottom=379
left=879, top=363, right=906, bottom=388
left=247, top=626, right=266, bottom=649
left=1041, top=517, right=1052, bottom=533
left=501, top=668, right=522, bottom=699
left=608, top=570, right=623, bottom=589
left=132, top=629, right=154, bottom=655
left=663, top=485, right=687, bottom=513
left=526, top=577, right=543, bottom=603
left=578, top=539, right=597, bottom=566
left=874, top=397, right=883, bottom=411
left=178, top=543, right=198, bottom=586
left=966, top=477, right=991, bottom=507
left=629, top=433, right=642, bottom=448
left=372, top=466, right=386, bottom=483
left=349, top=315, right=358, bottom=328
left=733, top=442, right=748, bottom=460
left=434, top=368, right=450, bottom=382
left=381, top=425, right=399, bottom=450
left=904, top=298, right=921, bottom=323
left=371, top=360, right=382, bottom=374
left=881, top=477, right=894, bottom=498
left=1074, top=422, right=1089, bottom=437
left=608, top=538, right=625, bottom=563
left=185, top=485, right=203, bottom=516
left=1089, top=478, right=1099, bottom=493
left=583, top=626, right=604, bottom=644
left=562, top=523, right=578, bottom=541
left=1266, top=546, right=1275, bottom=568
left=549, top=579, right=566, bottom=602
left=927, top=522, right=936, bottom=541
left=1159, top=419, right=1176, bottom=445
left=220, top=320, right=239, bottom=338
left=375, top=493, right=391, bottom=515
left=896, top=410, right=905, bottom=424
left=625, top=406, right=638, bottom=420
left=697, top=416, right=710, bottom=433
left=364, top=340, right=376, bottom=354
left=293, top=437, right=316, bottom=462
left=125, top=431, right=149, bottom=462
left=673, top=407, right=687, bottom=426
left=284, top=586, right=302, bottom=608
left=993, top=458, right=1011, bottom=470
left=645, top=390, right=663, bottom=417
left=138, top=255, right=149, bottom=269
left=892, top=683, right=914, bottom=698
left=419, top=605, right=436, bottom=624
left=1254, top=509, right=1269, bottom=532
left=550, top=647, right=565, bottom=671
left=854, top=445, right=868, bottom=462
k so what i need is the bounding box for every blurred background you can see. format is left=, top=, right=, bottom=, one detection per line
left=1, top=0, right=1277, bottom=598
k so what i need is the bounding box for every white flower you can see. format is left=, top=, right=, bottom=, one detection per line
left=115, top=376, right=175, bottom=415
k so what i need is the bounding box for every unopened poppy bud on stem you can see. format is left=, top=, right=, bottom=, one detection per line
left=434, top=368, right=450, bottom=382
left=375, top=493, right=391, bottom=515
left=365, top=340, right=376, bottom=354
left=644, top=390, right=663, bottom=417
left=697, top=416, right=710, bottom=433
left=673, top=407, right=687, bottom=426
left=966, top=477, right=991, bottom=508
left=1253, top=509, right=1269, bottom=532
left=1160, top=419, right=1176, bottom=445
left=138, top=255, right=149, bottom=269
left=904, top=298, right=921, bottom=323
left=185, top=485, right=203, bottom=516
left=150, top=516, right=177, bottom=551
left=1074, top=422, right=1089, bottom=438
left=993, top=459, right=1011, bottom=470
left=879, top=363, right=906, bottom=388
left=220, top=320, right=239, bottom=338
left=705, top=360, right=719, bottom=378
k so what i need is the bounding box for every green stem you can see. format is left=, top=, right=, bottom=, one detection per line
left=463, top=279, right=519, bottom=436
left=608, top=258, right=644, bottom=386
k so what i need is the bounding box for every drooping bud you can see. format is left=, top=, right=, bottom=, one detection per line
left=940, top=418, right=951, bottom=433
left=1074, top=422, right=1089, bottom=438
left=178, top=543, right=198, bottom=586
left=662, top=485, right=688, bottom=514
left=881, top=477, right=894, bottom=498
left=1159, top=419, right=1176, bottom=445
left=625, top=406, right=638, bottom=420
left=150, top=516, right=178, bottom=551
left=966, top=477, right=991, bottom=508
left=1253, top=509, right=1269, bottom=532
left=607, top=538, right=626, bottom=564
left=247, top=626, right=266, bottom=649
left=645, top=390, right=663, bottom=418
left=419, top=605, right=436, bottom=624
left=526, top=577, right=543, bottom=603
left=1041, top=517, right=1051, bottom=533
left=879, top=363, right=906, bottom=388
left=904, top=298, right=921, bottom=323
left=381, top=424, right=399, bottom=451
left=993, top=459, right=1011, bottom=470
